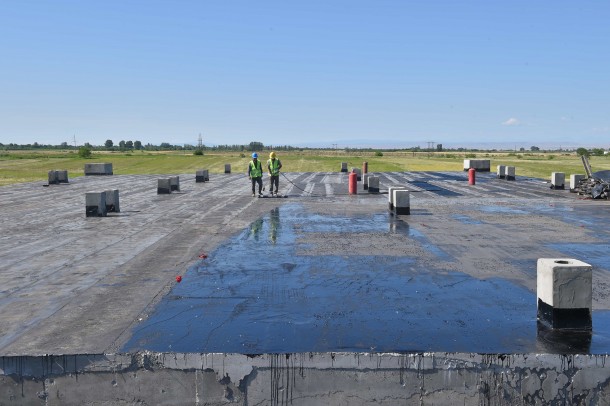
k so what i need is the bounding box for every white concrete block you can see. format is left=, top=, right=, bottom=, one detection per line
left=170, top=176, right=180, bottom=191
left=394, top=190, right=410, bottom=215
left=497, top=165, right=506, bottom=179
left=570, top=174, right=585, bottom=191
left=368, top=176, right=379, bottom=193
left=537, top=258, right=592, bottom=330
left=463, top=159, right=490, bottom=172
left=158, top=178, right=171, bottom=194
left=340, top=162, right=348, bottom=172
left=551, top=172, right=565, bottom=189
left=224, top=164, right=231, bottom=174
left=506, top=166, right=516, bottom=181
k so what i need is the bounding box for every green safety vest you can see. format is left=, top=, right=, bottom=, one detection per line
left=268, top=158, right=281, bottom=176
left=249, top=160, right=262, bottom=178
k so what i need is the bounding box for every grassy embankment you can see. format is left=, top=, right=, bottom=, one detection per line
left=1, top=149, right=608, bottom=187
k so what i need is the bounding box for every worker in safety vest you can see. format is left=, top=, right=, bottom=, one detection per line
left=267, top=151, right=283, bottom=196
left=248, top=152, right=264, bottom=197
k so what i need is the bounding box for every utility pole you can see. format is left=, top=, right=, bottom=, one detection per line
left=198, top=133, right=203, bottom=149
left=427, top=141, right=435, bottom=157
left=73, top=135, right=77, bottom=148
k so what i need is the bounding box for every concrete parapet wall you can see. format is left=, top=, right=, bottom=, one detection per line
left=2, top=352, right=610, bottom=405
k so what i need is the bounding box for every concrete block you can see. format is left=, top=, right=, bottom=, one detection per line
left=104, top=189, right=120, bottom=213
left=537, top=258, right=592, bottom=330
left=463, top=159, right=490, bottom=172
left=56, top=170, right=69, bottom=183
left=506, top=166, right=516, bottom=181
left=394, top=189, right=410, bottom=215
left=497, top=165, right=506, bottom=179
left=362, top=173, right=370, bottom=190
left=224, top=164, right=231, bottom=174
left=196, top=169, right=209, bottom=183
left=570, top=174, right=585, bottom=192
left=388, top=186, right=407, bottom=211
left=158, top=178, right=171, bottom=194
left=48, top=170, right=59, bottom=185
left=368, top=176, right=379, bottom=193
left=85, top=192, right=107, bottom=217
left=84, top=163, right=113, bottom=176
left=551, top=172, right=565, bottom=189
left=351, top=168, right=361, bottom=181
left=170, top=176, right=180, bottom=192
left=340, top=162, right=348, bottom=173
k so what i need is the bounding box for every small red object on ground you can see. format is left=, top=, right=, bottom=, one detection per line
left=176, top=275, right=182, bottom=283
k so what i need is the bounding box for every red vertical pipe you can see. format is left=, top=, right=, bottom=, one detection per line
left=468, top=168, right=476, bottom=185
left=362, top=161, right=368, bottom=174
left=349, top=172, right=357, bottom=194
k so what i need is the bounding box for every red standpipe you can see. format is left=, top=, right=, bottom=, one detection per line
left=349, top=172, right=357, bottom=194
left=362, top=161, right=368, bottom=174
left=468, top=168, right=476, bottom=185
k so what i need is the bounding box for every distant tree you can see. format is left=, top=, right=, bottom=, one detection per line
left=436, top=144, right=443, bottom=152
left=78, top=146, right=92, bottom=158
left=194, top=149, right=203, bottom=156
left=530, top=146, right=540, bottom=151
left=105, top=139, right=114, bottom=149
left=375, top=151, right=383, bottom=157
left=118, top=140, right=126, bottom=149
left=248, top=141, right=264, bottom=151
left=592, top=148, right=605, bottom=156
left=134, top=140, right=142, bottom=150
left=84, top=142, right=92, bottom=148
left=160, top=142, right=172, bottom=149
left=519, top=147, right=525, bottom=152
left=576, top=147, right=590, bottom=157
left=126, top=140, right=133, bottom=149
left=60, top=141, right=68, bottom=148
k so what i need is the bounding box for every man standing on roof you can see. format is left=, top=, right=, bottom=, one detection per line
left=248, top=152, right=263, bottom=197
left=267, top=151, right=283, bottom=196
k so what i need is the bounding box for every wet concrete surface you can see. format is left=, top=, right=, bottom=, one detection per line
left=123, top=203, right=610, bottom=354
left=2, top=170, right=610, bottom=356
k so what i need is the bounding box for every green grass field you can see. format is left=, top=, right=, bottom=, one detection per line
left=1, top=149, right=608, bottom=187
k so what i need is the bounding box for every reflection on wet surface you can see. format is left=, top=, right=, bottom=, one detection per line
left=123, top=203, right=610, bottom=354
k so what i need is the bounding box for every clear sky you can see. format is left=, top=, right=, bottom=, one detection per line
left=1, top=1, right=609, bottom=149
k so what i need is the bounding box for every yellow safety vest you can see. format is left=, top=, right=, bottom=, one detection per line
left=268, top=159, right=281, bottom=176
left=249, top=160, right=262, bottom=178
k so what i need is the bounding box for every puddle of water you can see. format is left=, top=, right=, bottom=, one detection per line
left=122, top=204, right=610, bottom=354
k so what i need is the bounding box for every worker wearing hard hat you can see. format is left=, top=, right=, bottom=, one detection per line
left=267, top=152, right=283, bottom=196
left=248, top=152, right=264, bottom=197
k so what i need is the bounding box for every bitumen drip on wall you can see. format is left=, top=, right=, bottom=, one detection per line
left=124, top=203, right=610, bottom=355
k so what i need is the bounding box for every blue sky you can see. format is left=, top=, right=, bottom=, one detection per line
left=1, top=1, right=609, bottom=149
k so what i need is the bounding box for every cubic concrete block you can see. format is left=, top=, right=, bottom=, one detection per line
left=537, top=258, right=592, bottom=330
left=362, top=173, right=370, bottom=190
left=104, top=189, right=120, bottom=213
left=85, top=192, right=107, bottom=217
left=158, top=178, right=171, bottom=194
left=351, top=168, right=362, bottom=181
left=48, top=170, right=59, bottom=185
left=506, top=166, right=516, bottom=181
left=570, top=174, right=585, bottom=192
left=394, top=189, right=410, bottom=215
left=84, top=163, right=113, bottom=176
left=551, top=172, right=565, bottom=190
left=170, top=176, right=180, bottom=192
left=56, top=170, right=69, bottom=183
left=224, top=164, right=231, bottom=174
left=341, top=162, right=348, bottom=173
left=196, top=169, right=209, bottom=183
left=388, top=186, right=407, bottom=211
left=463, top=159, right=490, bottom=172
left=368, top=176, right=379, bottom=193
left=497, top=165, right=506, bottom=179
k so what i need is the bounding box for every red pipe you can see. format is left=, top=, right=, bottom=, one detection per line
left=362, top=161, right=368, bottom=174
left=468, top=168, right=476, bottom=185
left=349, top=172, right=357, bottom=194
